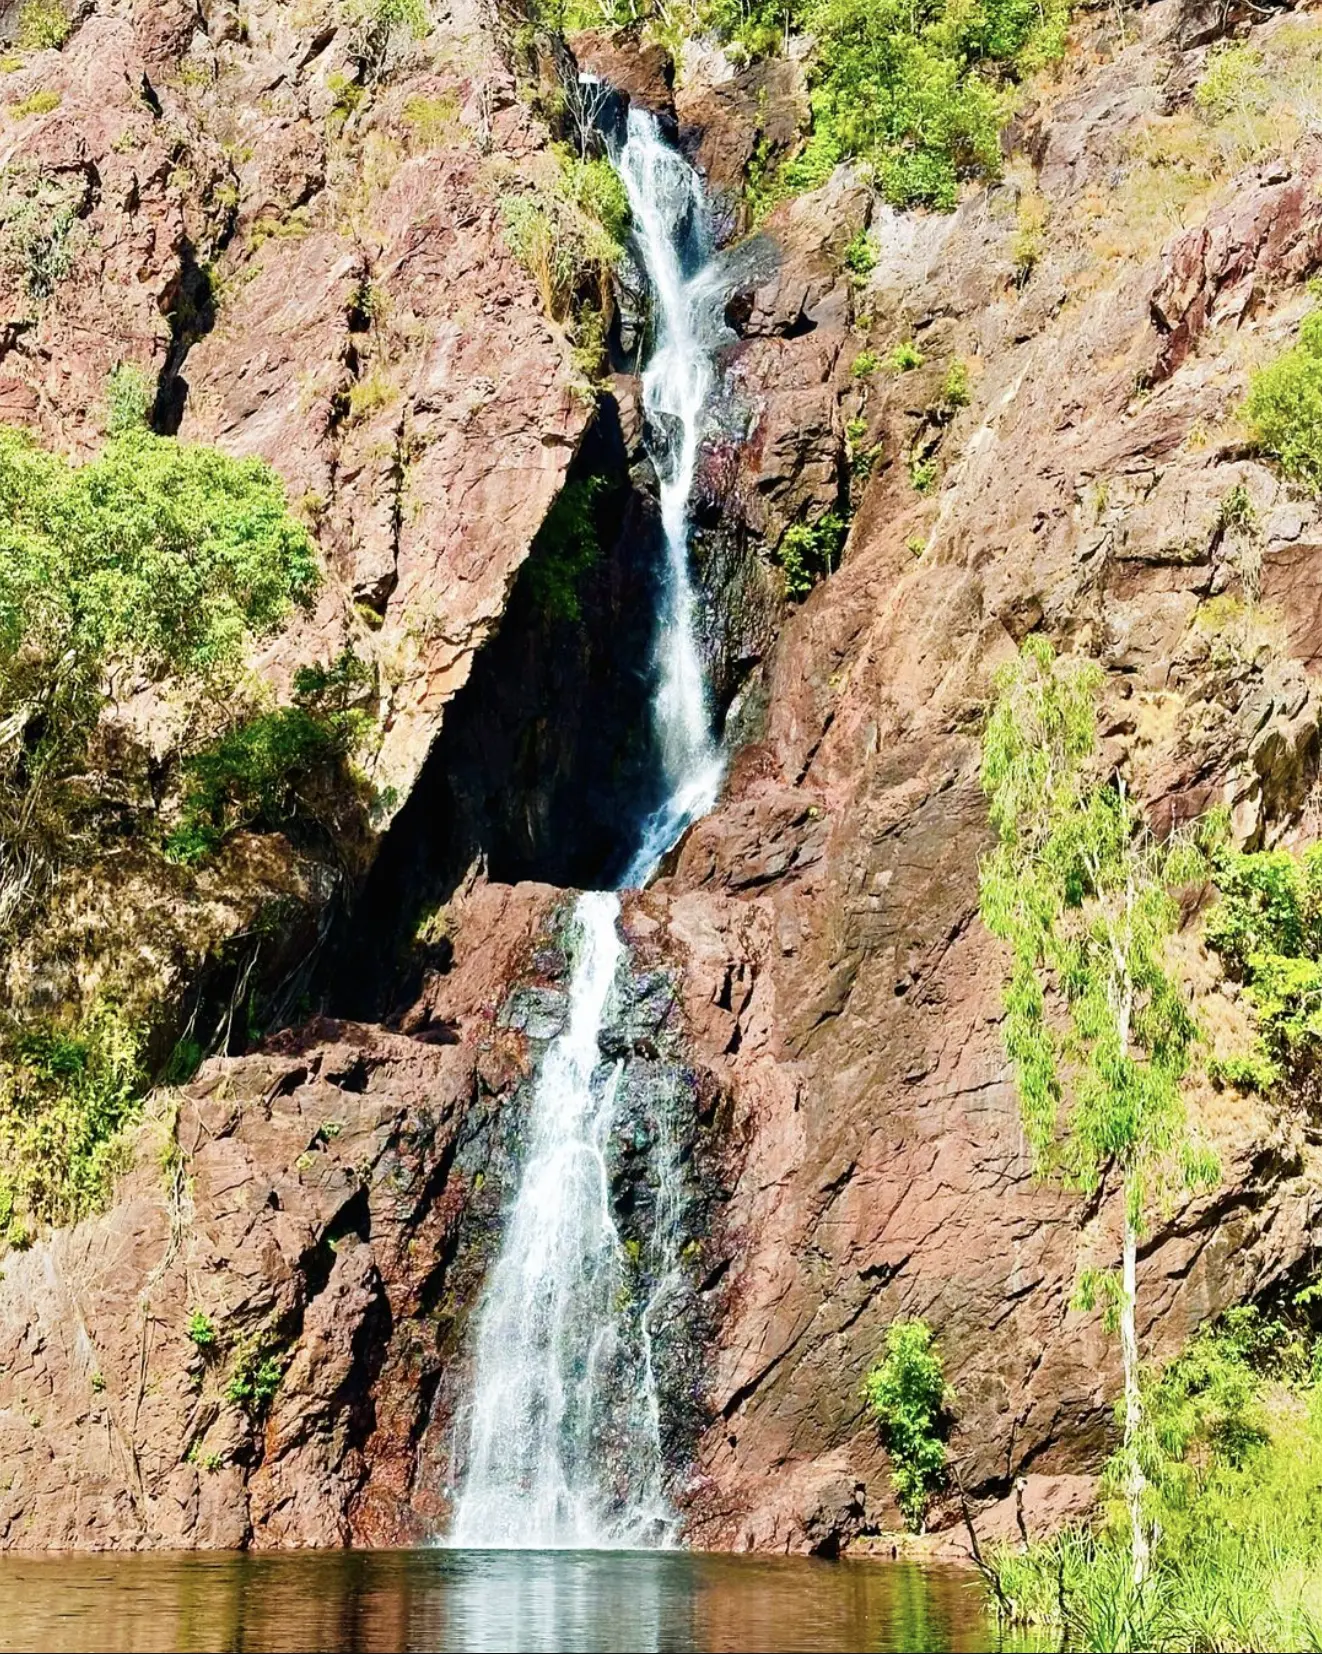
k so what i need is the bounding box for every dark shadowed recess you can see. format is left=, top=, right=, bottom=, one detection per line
left=323, top=395, right=671, bottom=1020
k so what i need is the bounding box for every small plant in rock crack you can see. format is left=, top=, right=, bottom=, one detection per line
left=775, top=512, right=846, bottom=599
left=225, top=1335, right=285, bottom=1417
left=864, top=1317, right=953, bottom=1531
left=186, top=1310, right=218, bottom=1351
left=889, top=339, right=926, bottom=373
left=842, top=227, right=876, bottom=281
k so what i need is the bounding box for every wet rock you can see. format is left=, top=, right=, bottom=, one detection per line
left=499, top=985, right=569, bottom=1043
left=675, top=47, right=809, bottom=234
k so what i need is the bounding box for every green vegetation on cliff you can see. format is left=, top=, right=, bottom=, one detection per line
left=166, top=652, right=375, bottom=866
left=863, top=1317, right=952, bottom=1531
left=0, top=421, right=317, bottom=892
left=1205, top=839, right=1322, bottom=1093
left=0, top=417, right=369, bottom=1247
left=984, top=1303, right=1322, bottom=1652
left=0, top=1002, right=142, bottom=1247
left=979, top=637, right=1216, bottom=1581
left=1245, top=307, right=1322, bottom=495
left=696, top=0, right=1073, bottom=208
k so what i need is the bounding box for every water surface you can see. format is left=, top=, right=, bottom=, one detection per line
left=0, top=1548, right=1037, bottom=1653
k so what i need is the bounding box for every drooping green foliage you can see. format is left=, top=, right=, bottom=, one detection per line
left=983, top=1303, right=1322, bottom=1652
left=501, top=149, right=630, bottom=325
left=1205, top=839, right=1322, bottom=1092
left=980, top=636, right=1216, bottom=1582
left=0, top=1001, right=144, bottom=1247
left=978, top=637, right=1211, bottom=1213
left=863, top=1317, right=952, bottom=1531
left=1244, top=309, right=1322, bottom=494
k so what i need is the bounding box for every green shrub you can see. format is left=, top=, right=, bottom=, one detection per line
left=401, top=92, right=460, bottom=148
left=909, top=453, right=938, bottom=493
left=983, top=1306, right=1322, bottom=1652
left=225, top=1336, right=285, bottom=1416
left=0, top=1002, right=144, bottom=1244
left=104, top=363, right=153, bottom=435
left=187, top=1309, right=218, bottom=1350
left=889, top=339, right=925, bottom=372
left=1205, top=839, right=1322, bottom=1090
left=1011, top=188, right=1049, bottom=279
left=15, top=0, right=70, bottom=50
left=744, top=133, right=785, bottom=224
left=863, top=1317, right=952, bottom=1530
left=842, top=226, right=876, bottom=278
left=1194, top=43, right=1271, bottom=123
left=775, top=510, right=845, bottom=599
left=1218, top=482, right=1256, bottom=536
left=851, top=349, right=880, bottom=378
left=500, top=151, right=629, bottom=323
left=940, top=358, right=971, bottom=410
left=8, top=88, right=60, bottom=118
left=0, top=171, right=82, bottom=301
left=341, top=0, right=429, bottom=77
left=165, top=651, right=372, bottom=864
left=1244, top=310, right=1322, bottom=493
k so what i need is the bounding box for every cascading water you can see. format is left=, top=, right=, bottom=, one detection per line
left=449, top=107, right=726, bottom=1550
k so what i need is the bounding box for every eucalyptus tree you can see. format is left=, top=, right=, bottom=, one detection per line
left=978, top=636, right=1217, bottom=1584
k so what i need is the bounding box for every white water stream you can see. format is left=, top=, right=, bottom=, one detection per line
left=449, top=109, right=725, bottom=1549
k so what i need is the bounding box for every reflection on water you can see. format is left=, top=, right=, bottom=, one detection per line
left=0, top=1547, right=1040, bottom=1653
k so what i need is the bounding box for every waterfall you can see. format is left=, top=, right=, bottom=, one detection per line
left=450, top=108, right=724, bottom=1550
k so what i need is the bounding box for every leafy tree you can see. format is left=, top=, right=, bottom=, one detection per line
left=863, top=1317, right=952, bottom=1530
left=165, top=652, right=374, bottom=865
left=0, top=424, right=317, bottom=907
left=978, top=636, right=1217, bottom=1584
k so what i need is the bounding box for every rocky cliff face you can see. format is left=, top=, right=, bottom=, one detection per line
left=2, top=0, right=1321, bottom=1555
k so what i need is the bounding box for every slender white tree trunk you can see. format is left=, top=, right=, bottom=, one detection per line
left=1120, top=1197, right=1149, bottom=1587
